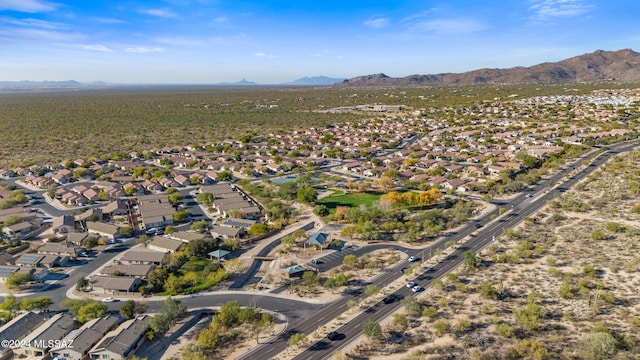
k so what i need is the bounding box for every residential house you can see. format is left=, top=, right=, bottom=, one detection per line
left=100, top=264, right=155, bottom=279
left=210, top=225, right=243, bottom=239
left=51, top=315, right=121, bottom=360
left=221, top=217, right=256, bottom=229
left=65, top=232, right=89, bottom=246
left=91, top=276, right=142, bottom=294
left=0, top=311, right=49, bottom=358
left=119, top=250, right=166, bottom=265
left=15, top=253, right=45, bottom=267
left=52, top=215, right=76, bottom=234
left=86, top=221, right=120, bottom=241
left=136, top=194, right=176, bottom=230
left=101, top=199, right=129, bottom=217
left=12, top=312, right=75, bottom=360
left=2, top=221, right=33, bottom=238
left=0, top=265, right=18, bottom=282
left=88, top=315, right=150, bottom=360
left=167, top=230, right=207, bottom=243
left=146, top=236, right=183, bottom=253
left=0, top=252, right=14, bottom=266
left=38, top=242, right=81, bottom=257
left=75, top=208, right=103, bottom=222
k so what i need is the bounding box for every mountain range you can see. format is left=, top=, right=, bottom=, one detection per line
left=2, top=49, right=639, bottom=89
left=336, top=49, right=640, bottom=87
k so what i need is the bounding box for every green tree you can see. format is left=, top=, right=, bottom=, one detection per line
left=288, top=333, right=308, bottom=348
left=362, top=320, right=382, bottom=339
left=217, top=170, right=233, bottom=182
left=77, top=302, right=108, bottom=323
left=119, top=300, right=136, bottom=320
left=342, top=254, right=358, bottom=270
left=150, top=297, right=186, bottom=335
left=297, top=187, right=318, bottom=204
left=173, top=209, right=191, bottom=222
left=313, top=205, right=330, bottom=217
left=463, top=250, right=477, bottom=271
left=81, top=236, right=99, bottom=251
left=6, top=272, right=32, bottom=289
left=196, top=192, right=214, bottom=205
left=247, top=223, right=269, bottom=236
left=119, top=225, right=135, bottom=237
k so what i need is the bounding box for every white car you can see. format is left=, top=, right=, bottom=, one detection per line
left=408, top=256, right=418, bottom=262
left=101, top=297, right=117, bottom=303
left=412, top=285, right=423, bottom=292
left=406, top=281, right=416, bottom=288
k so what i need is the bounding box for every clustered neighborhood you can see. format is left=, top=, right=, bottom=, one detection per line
left=0, top=88, right=637, bottom=359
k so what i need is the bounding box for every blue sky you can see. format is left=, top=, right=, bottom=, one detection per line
left=0, top=0, right=638, bottom=84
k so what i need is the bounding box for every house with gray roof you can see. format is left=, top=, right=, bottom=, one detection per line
left=88, top=315, right=150, bottom=360
left=15, top=253, right=45, bottom=267
left=210, top=224, right=243, bottom=239
left=136, top=194, right=176, bottom=230
left=50, top=315, right=121, bottom=360
left=51, top=215, right=76, bottom=234
left=12, top=312, right=75, bottom=359
left=146, top=236, right=183, bottom=253
left=38, top=242, right=81, bottom=257
left=0, top=311, right=49, bottom=358
left=119, top=250, right=166, bottom=265
left=91, top=276, right=142, bottom=294
left=100, top=264, right=155, bottom=279
left=167, top=230, right=207, bottom=243
left=2, top=221, right=33, bottom=238
left=86, top=221, right=120, bottom=240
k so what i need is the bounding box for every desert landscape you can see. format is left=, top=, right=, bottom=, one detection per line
left=330, top=149, right=640, bottom=360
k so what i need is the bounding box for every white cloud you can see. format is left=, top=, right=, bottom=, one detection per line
left=528, top=0, right=592, bottom=20
left=83, top=44, right=112, bottom=52
left=364, top=18, right=389, bottom=29
left=90, top=17, right=126, bottom=24
left=140, top=8, right=177, bottom=18
left=0, top=0, right=60, bottom=13
left=1, top=17, right=65, bottom=30
left=156, top=36, right=206, bottom=47
left=125, top=46, right=164, bottom=54
left=407, top=17, right=487, bottom=35
left=0, top=26, right=81, bottom=42
left=254, top=52, right=276, bottom=59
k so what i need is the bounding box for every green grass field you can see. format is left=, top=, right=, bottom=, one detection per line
left=316, top=190, right=382, bottom=212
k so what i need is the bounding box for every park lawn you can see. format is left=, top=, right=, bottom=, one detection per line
left=180, top=257, right=211, bottom=273
left=316, top=190, right=383, bottom=212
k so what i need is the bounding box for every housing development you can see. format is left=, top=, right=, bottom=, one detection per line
left=0, top=85, right=639, bottom=360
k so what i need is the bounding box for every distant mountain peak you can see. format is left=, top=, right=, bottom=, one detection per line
left=337, top=49, right=640, bottom=87
left=287, top=76, right=346, bottom=85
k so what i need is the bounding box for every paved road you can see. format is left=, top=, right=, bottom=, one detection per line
left=239, top=141, right=640, bottom=360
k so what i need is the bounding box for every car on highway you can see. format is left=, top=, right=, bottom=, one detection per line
left=383, top=294, right=402, bottom=304
left=327, top=331, right=340, bottom=341
left=101, top=297, right=118, bottom=303
left=525, top=194, right=533, bottom=198
left=407, top=256, right=418, bottom=262
left=475, top=223, right=483, bottom=228
left=406, top=281, right=416, bottom=288
left=412, top=285, right=423, bottom=292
